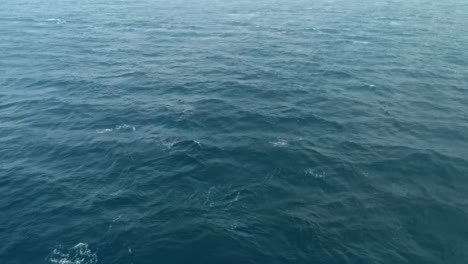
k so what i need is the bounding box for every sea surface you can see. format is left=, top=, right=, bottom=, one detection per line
left=1, top=0, right=468, bottom=263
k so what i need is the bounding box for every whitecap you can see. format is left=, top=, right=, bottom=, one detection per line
left=96, top=128, right=113, bottom=134
left=161, top=138, right=178, bottom=150
left=233, top=191, right=240, bottom=202
left=46, top=18, right=65, bottom=24
left=271, top=139, right=288, bottom=147
left=47, top=243, right=97, bottom=264
left=112, top=214, right=123, bottom=222
left=352, top=40, right=370, bottom=45
left=305, top=168, right=326, bottom=178
left=115, top=124, right=136, bottom=132
left=95, top=124, right=135, bottom=134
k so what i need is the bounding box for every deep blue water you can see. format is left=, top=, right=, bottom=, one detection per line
left=1, top=0, right=468, bottom=263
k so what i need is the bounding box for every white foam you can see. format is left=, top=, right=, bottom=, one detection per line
left=352, top=40, right=370, bottom=45
left=112, top=214, right=122, bottom=222
left=46, top=18, right=65, bottom=24
left=161, top=138, right=178, bottom=150
left=271, top=139, right=288, bottom=147
left=95, top=124, right=135, bottom=134
left=305, top=168, right=326, bottom=178
left=116, top=124, right=136, bottom=132
left=48, top=243, right=97, bottom=264
left=96, top=128, right=113, bottom=134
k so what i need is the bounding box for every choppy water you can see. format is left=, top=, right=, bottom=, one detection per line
left=1, top=0, right=468, bottom=263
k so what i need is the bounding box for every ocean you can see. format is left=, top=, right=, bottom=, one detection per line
left=1, top=0, right=468, bottom=263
